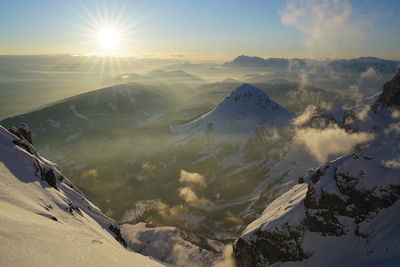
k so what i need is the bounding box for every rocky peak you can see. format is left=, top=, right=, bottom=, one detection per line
left=221, top=83, right=275, bottom=109
left=372, top=69, right=400, bottom=109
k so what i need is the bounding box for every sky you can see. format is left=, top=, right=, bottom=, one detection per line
left=0, top=0, right=399, bottom=60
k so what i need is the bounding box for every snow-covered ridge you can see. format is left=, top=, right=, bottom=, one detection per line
left=234, top=153, right=400, bottom=266
left=0, top=124, right=165, bottom=266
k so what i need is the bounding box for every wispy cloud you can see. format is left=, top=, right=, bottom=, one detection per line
left=280, top=0, right=366, bottom=57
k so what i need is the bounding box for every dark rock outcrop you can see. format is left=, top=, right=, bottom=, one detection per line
left=109, top=224, right=128, bottom=248
left=372, top=69, right=400, bottom=109
left=33, top=160, right=58, bottom=190
left=8, top=123, right=32, bottom=144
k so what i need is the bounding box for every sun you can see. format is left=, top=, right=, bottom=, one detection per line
left=96, top=26, right=121, bottom=54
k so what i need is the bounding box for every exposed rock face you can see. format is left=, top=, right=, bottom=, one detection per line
left=8, top=123, right=32, bottom=144
left=373, top=69, right=400, bottom=109
left=7, top=124, right=60, bottom=189
left=233, top=154, right=400, bottom=266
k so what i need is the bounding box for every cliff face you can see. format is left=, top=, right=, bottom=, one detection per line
left=373, top=69, right=400, bottom=109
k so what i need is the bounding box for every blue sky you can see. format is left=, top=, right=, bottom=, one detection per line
left=0, top=0, right=399, bottom=60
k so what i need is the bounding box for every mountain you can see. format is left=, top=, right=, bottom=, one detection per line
left=192, top=79, right=354, bottom=115
left=147, top=69, right=205, bottom=84
left=1, top=82, right=297, bottom=241
left=171, top=83, right=294, bottom=150
left=232, top=70, right=400, bottom=266
left=0, top=124, right=165, bottom=266
left=224, top=55, right=400, bottom=74
left=121, top=84, right=297, bottom=237
left=223, top=56, right=289, bottom=69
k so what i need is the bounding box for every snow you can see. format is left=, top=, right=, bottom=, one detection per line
left=242, top=183, right=308, bottom=237
left=169, top=84, right=294, bottom=163
left=70, top=104, right=89, bottom=120
left=0, top=125, right=165, bottom=267
left=121, top=222, right=223, bottom=267
left=236, top=102, right=400, bottom=266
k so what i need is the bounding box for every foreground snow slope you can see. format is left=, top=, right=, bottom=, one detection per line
left=0, top=124, right=165, bottom=267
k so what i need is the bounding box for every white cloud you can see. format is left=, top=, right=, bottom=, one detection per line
left=296, top=126, right=374, bottom=163
left=392, top=110, right=400, bottom=119
left=212, top=245, right=236, bottom=267
left=355, top=106, right=370, bottom=121
left=383, top=158, right=400, bottom=169
left=359, top=67, right=379, bottom=80
left=293, top=105, right=317, bottom=127
left=280, top=0, right=366, bottom=57
left=179, top=170, right=207, bottom=188
left=178, top=187, right=211, bottom=206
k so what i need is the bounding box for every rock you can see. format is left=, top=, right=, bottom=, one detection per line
left=233, top=154, right=400, bottom=266
left=109, top=224, right=128, bottom=248
left=8, top=123, right=32, bottom=144
left=372, top=69, right=400, bottom=109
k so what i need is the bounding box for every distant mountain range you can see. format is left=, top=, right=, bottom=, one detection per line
left=224, top=55, right=400, bottom=74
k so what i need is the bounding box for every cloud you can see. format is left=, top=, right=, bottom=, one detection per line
left=155, top=202, right=186, bottom=219
left=280, top=0, right=366, bottom=57
left=142, top=162, right=156, bottom=172
left=178, top=187, right=211, bottom=206
left=82, top=168, right=98, bottom=177
left=355, top=106, right=370, bottom=121
left=293, top=105, right=318, bottom=127
left=392, top=110, right=400, bottom=119
left=212, top=245, right=236, bottom=267
left=296, top=126, right=374, bottom=163
left=382, top=158, right=400, bottom=169
left=359, top=67, right=379, bottom=80
left=350, top=67, right=381, bottom=98
left=179, top=170, right=207, bottom=188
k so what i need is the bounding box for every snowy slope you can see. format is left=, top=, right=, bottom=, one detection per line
left=0, top=124, right=165, bottom=267
left=234, top=153, right=400, bottom=267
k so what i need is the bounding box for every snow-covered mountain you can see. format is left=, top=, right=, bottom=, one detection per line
left=171, top=83, right=294, bottom=150
left=0, top=124, right=165, bottom=266
left=232, top=70, right=400, bottom=266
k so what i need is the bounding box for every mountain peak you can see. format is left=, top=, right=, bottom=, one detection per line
left=171, top=84, right=294, bottom=145
left=221, top=83, right=274, bottom=110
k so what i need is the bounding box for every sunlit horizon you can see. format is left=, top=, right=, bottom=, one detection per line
left=1, top=0, right=399, bottom=60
